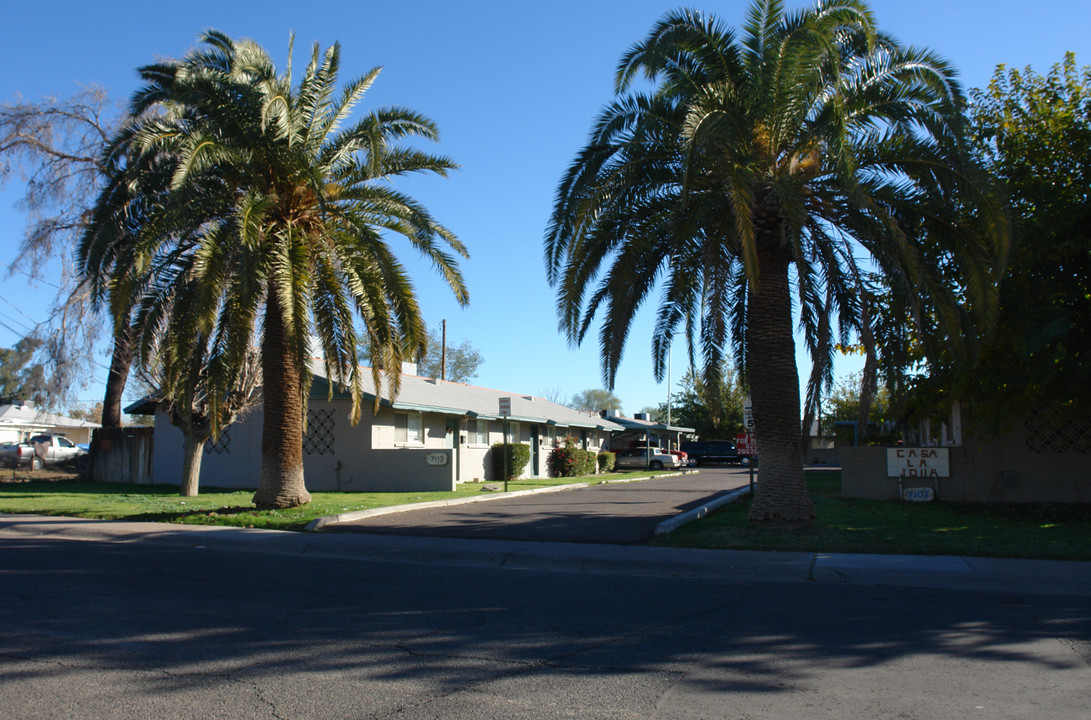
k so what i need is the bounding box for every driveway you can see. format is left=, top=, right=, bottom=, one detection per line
left=324, top=467, right=752, bottom=544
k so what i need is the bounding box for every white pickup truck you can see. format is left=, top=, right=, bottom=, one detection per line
left=0, top=434, right=88, bottom=470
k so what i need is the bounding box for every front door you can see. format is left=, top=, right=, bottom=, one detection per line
left=529, top=425, right=540, bottom=477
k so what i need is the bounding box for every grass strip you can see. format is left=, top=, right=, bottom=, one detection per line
left=0, top=471, right=666, bottom=532
left=650, top=472, right=1091, bottom=561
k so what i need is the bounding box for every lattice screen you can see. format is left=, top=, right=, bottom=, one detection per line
left=1025, top=405, right=1091, bottom=454
left=304, top=408, right=336, bottom=455
left=204, top=427, right=232, bottom=455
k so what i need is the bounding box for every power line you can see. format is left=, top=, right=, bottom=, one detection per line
left=0, top=295, right=42, bottom=326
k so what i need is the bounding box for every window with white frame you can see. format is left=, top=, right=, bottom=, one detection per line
left=394, top=411, right=423, bottom=445
left=470, top=418, right=489, bottom=445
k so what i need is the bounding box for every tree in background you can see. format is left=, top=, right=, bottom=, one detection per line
left=959, top=54, right=1090, bottom=424
left=66, top=402, right=103, bottom=424
left=870, top=54, right=1091, bottom=431
left=0, top=87, right=136, bottom=425
left=0, top=336, right=46, bottom=404
left=545, top=2, right=1006, bottom=525
left=822, top=371, right=890, bottom=441
left=538, top=386, right=568, bottom=406
left=79, top=32, right=468, bottom=508
left=569, top=388, right=622, bottom=414
left=657, top=365, right=745, bottom=439
left=417, top=324, right=483, bottom=383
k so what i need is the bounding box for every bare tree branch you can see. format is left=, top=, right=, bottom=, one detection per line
left=1, top=86, right=122, bottom=412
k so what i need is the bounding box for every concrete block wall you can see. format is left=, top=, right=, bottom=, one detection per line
left=841, top=415, right=1091, bottom=503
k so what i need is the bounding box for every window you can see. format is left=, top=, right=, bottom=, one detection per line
left=471, top=418, right=489, bottom=446
left=395, top=412, right=423, bottom=445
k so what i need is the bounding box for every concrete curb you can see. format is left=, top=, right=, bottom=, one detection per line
left=304, top=470, right=690, bottom=531
left=653, top=484, right=752, bottom=535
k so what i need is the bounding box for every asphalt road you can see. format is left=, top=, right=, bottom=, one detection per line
left=1, top=516, right=1089, bottom=720
left=325, top=467, right=753, bottom=543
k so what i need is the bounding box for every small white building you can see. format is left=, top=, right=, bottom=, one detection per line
left=131, top=368, right=625, bottom=492
left=0, top=402, right=99, bottom=445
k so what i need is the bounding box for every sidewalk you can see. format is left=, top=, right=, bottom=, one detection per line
left=3, top=513, right=1089, bottom=597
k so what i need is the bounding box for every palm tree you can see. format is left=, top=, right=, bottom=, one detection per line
left=545, top=1, right=1007, bottom=525
left=79, top=31, right=468, bottom=508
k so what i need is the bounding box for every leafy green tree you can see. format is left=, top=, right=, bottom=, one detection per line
left=66, top=402, right=104, bottom=424
left=79, top=32, right=468, bottom=508
left=658, top=366, right=745, bottom=439
left=417, top=325, right=483, bottom=383
left=545, top=2, right=1007, bottom=525
left=0, top=336, right=45, bottom=403
left=957, top=54, right=1091, bottom=423
left=569, top=388, right=622, bottom=413
left=822, top=371, right=890, bottom=438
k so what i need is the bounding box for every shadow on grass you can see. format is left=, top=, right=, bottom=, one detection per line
left=651, top=471, right=1091, bottom=560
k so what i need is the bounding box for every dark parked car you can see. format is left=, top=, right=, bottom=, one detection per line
left=680, top=440, right=752, bottom=467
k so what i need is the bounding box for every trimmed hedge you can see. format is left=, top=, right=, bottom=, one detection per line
left=597, top=450, right=615, bottom=473
left=490, top=442, right=530, bottom=481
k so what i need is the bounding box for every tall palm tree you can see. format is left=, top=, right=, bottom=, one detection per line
left=79, top=31, right=468, bottom=508
left=545, top=1, right=1007, bottom=525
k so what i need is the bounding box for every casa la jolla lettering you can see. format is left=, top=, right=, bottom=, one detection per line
left=886, top=447, right=950, bottom=478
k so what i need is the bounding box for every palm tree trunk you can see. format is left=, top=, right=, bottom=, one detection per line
left=747, top=246, right=814, bottom=525
left=100, top=322, right=134, bottom=428
left=180, top=432, right=205, bottom=497
left=253, top=286, right=311, bottom=509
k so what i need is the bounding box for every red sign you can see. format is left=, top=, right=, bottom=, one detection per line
left=736, top=433, right=756, bottom=455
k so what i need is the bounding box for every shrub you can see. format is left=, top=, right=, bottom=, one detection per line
left=577, top=448, right=597, bottom=475
left=597, top=450, right=615, bottom=473
left=490, top=442, right=530, bottom=481
left=547, top=438, right=598, bottom=477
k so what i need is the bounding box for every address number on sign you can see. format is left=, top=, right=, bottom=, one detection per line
left=902, top=487, right=935, bottom=502
left=426, top=453, right=449, bottom=466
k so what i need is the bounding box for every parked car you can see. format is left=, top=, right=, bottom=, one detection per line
left=666, top=449, right=689, bottom=467
left=680, top=440, right=752, bottom=467
left=0, top=434, right=87, bottom=470
left=613, top=447, right=682, bottom=471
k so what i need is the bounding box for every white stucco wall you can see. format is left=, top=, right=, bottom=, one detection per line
left=147, top=399, right=615, bottom=491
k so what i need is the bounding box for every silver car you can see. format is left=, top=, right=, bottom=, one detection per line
left=613, top=448, right=681, bottom=471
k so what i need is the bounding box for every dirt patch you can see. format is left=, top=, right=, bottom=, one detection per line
left=0, top=466, right=81, bottom=484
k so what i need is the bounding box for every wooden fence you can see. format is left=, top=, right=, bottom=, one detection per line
left=85, top=426, right=154, bottom=484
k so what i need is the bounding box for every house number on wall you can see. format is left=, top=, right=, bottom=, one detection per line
left=426, top=453, right=449, bottom=466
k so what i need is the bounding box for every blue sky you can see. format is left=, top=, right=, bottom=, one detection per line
left=2, top=0, right=1089, bottom=414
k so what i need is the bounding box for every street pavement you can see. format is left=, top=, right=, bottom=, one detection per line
left=1, top=513, right=1089, bottom=720
left=318, top=468, right=754, bottom=544
left=3, top=471, right=1090, bottom=719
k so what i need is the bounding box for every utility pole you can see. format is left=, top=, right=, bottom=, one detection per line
left=441, top=319, right=447, bottom=382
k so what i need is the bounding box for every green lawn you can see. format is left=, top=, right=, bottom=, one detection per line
left=650, top=472, right=1091, bottom=561
left=0, top=471, right=666, bottom=532
left=3, top=470, right=1089, bottom=559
